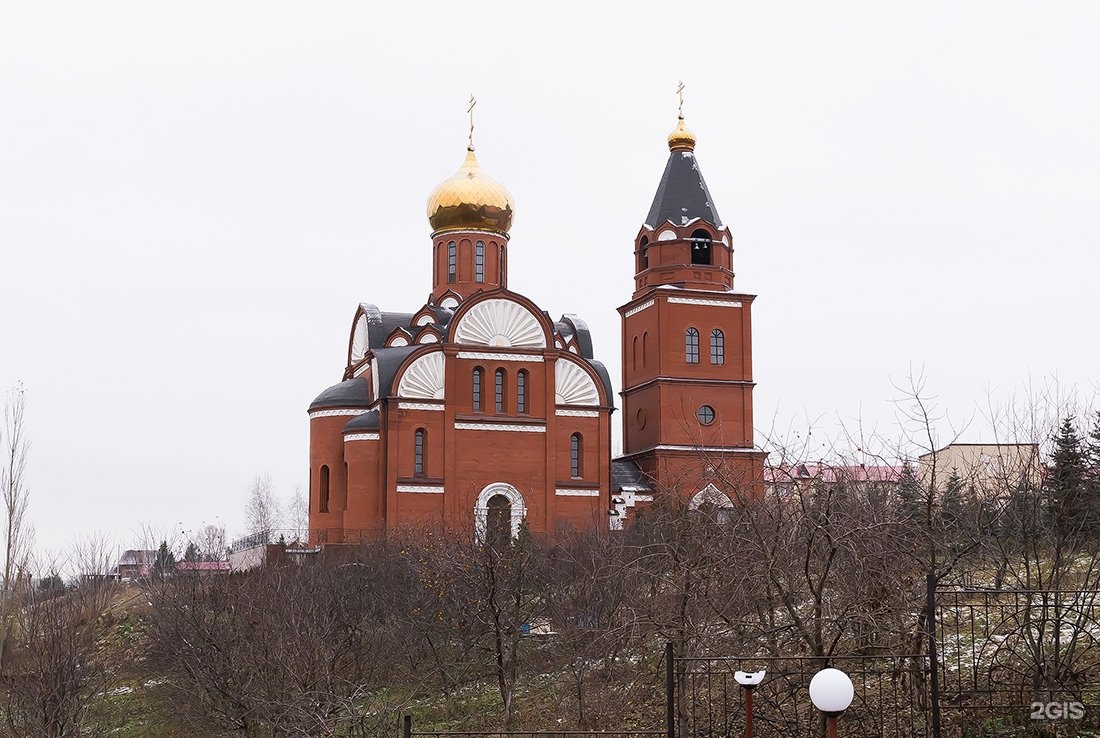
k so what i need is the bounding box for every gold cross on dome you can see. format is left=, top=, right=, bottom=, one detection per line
left=676, top=81, right=685, bottom=119
left=467, top=94, right=477, bottom=150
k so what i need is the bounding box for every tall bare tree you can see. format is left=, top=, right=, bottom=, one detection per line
left=1, top=384, right=32, bottom=595
left=246, top=473, right=280, bottom=540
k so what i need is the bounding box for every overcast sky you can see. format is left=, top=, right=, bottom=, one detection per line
left=2, top=2, right=1098, bottom=557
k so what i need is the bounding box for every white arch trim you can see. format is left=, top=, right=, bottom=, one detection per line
left=689, top=483, right=734, bottom=510
left=350, top=314, right=369, bottom=363
left=474, top=482, right=527, bottom=542
left=396, top=351, right=445, bottom=399
left=453, top=298, right=546, bottom=348
left=555, top=357, right=600, bottom=406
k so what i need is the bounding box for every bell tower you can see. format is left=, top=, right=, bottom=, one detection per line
left=616, top=105, right=765, bottom=507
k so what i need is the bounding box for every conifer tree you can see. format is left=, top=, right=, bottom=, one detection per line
left=1049, top=417, right=1089, bottom=533
left=183, top=542, right=200, bottom=562
left=153, top=540, right=176, bottom=577
left=896, top=462, right=923, bottom=523
left=939, top=468, right=966, bottom=528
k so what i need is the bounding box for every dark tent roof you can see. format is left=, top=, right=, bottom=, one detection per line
left=644, top=149, right=723, bottom=229
left=310, top=377, right=372, bottom=411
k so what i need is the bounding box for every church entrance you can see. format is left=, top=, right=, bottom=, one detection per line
left=485, top=494, right=511, bottom=549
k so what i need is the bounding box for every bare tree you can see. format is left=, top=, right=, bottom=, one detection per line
left=194, top=523, right=227, bottom=561
left=246, top=473, right=280, bottom=539
left=288, top=484, right=308, bottom=542
left=1, top=384, right=32, bottom=595
left=0, top=385, right=33, bottom=675
left=1, top=544, right=124, bottom=738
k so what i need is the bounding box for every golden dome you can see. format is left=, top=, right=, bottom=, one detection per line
left=426, top=148, right=514, bottom=236
left=667, top=117, right=697, bottom=152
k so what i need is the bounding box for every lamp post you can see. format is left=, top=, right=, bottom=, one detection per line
left=809, top=667, right=854, bottom=738
left=734, top=670, right=765, bottom=738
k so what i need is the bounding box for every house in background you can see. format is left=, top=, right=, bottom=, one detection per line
left=114, top=549, right=155, bottom=580
left=918, top=443, right=1041, bottom=495
left=765, top=463, right=910, bottom=498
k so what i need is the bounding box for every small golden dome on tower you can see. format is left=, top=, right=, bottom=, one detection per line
left=668, top=117, right=697, bottom=152
left=426, top=148, right=515, bottom=237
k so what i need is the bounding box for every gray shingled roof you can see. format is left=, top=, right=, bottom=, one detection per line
left=343, top=410, right=380, bottom=432
left=589, top=360, right=615, bottom=410
left=644, top=149, right=723, bottom=228
left=611, top=459, right=652, bottom=491
left=310, top=377, right=372, bottom=411
left=372, top=345, right=421, bottom=398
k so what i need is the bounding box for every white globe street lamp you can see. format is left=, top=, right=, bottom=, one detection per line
left=809, top=667, right=854, bottom=738
left=734, top=670, right=766, bottom=738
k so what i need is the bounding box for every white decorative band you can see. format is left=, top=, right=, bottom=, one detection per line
left=455, top=422, right=546, bottom=433
left=655, top=445, right=757, bottom=452
left=456, top=352, right=544, bottom=362
left=398, top=402, right=445, bottom=411
left=309, top=409, right=367, bottom=419
left=555, top=488, right=600, bottom=497
left=636, top=494, right=654, bottom=502
left=396, top=484, right=444, bottom=494
left=556, top=409, right=600, bottom=417
left=344, top=433, right=380, bottom=441
left=667, top=297, right=742, bottom=308
left=624, top=299, right=655, bottom=318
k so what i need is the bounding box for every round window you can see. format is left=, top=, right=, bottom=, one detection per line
left=697, top=405, right=716, bottom=425
left=636, top=408, right=647, bottom=429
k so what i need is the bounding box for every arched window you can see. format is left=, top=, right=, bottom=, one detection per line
left=639, top=236, right=649, bottom=270
left=685, top=327, right=700, bottom=364
left=710, top=329, right=725, bottom=365
left=447, top=241, right=457, bottom=283
left=690, top=229, right=712, bottom=266
left=475, top=241, right=485, bottom=283
left=414, top=429, right=426, bottom=475
left=632, top=336, right=638, bottom=371
left=517, top=370, right=528, bottom=414
left=642, top=331, right=648, bottom=368
left=499, top=244, right=505, bottom=284
left=570, top=433, right=583, bottom=478
left=472, top=368, right=483, bottom=412
left=495, top=368, right=505, bottom=412
left=319, top=465, right=330, bottom=513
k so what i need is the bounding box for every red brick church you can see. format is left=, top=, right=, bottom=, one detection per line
left=307, top=110, right=764, bottom=541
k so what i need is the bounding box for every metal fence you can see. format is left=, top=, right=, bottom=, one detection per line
left=402, top=717, right=665, bottom=738
left=934, top=588, right=1100, bottom=734
left=675, top=653, right=931, bottom=738
left=228, top=527, right=377, bottom=551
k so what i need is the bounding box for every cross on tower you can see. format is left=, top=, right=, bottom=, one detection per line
left=467, top=94, right=477, bottom=151
left=676, top=81, right=685, bottom=120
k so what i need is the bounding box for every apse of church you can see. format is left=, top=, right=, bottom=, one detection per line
left=307, top=97, right=763, bottom=541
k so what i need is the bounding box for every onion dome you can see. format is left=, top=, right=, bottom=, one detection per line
left=667, top=117, right=697, bottom=152
left=426, top=148, right=514, bottom=237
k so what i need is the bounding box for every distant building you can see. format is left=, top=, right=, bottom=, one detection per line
left=918, top=443, right=1041, bottom=495
left=766, top=463, right=909, bottom=498
left=115, top=549, right=155, bottom=579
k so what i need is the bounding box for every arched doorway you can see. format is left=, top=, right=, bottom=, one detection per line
left=474, top=482, right=526, bottom=543
left=485, top=494, right=512, bottom=549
